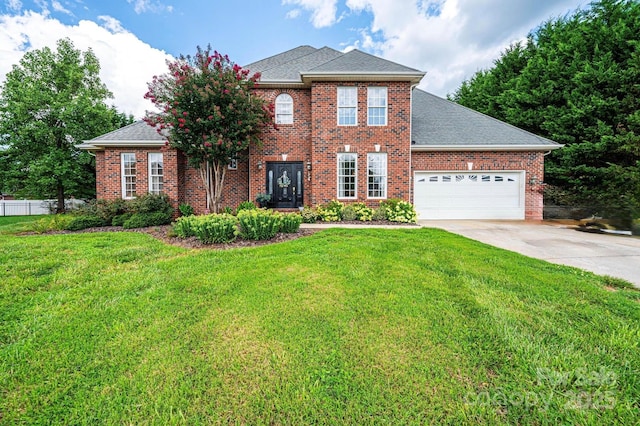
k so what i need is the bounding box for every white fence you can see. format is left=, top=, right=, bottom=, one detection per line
left=0, top=199, right=85, bottom=216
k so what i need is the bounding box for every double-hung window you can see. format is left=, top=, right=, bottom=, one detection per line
left=121, top=153, right=136, bottom=199
left=367, top=87, right=387, bottom=126
left=337, top=153, right=357, bottom=199
left=337, top=87, right=357, bottom=126
left=367, top=153, right=387, bottom=198
left=148, top=153, right=164, bottom=194
left=275, top=93, right=293, bottom=124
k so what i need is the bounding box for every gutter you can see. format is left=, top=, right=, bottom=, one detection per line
left=411, top=144, right=563, bottom=152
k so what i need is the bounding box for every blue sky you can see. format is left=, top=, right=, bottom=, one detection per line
left=0, top=0, right=587, bottom=118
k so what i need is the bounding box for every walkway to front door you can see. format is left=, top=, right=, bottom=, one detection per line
left=266, top=162, right=304, bottom=208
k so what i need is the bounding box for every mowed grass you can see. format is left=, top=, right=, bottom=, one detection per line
left=1, top=225, right=638, bottom=424
left=0, top=215, right=46, bottom=233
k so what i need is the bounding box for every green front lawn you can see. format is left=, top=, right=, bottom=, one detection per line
left=1, top=228, right=638, bottom=424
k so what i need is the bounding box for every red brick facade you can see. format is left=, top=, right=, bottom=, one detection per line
left=94, top=85, right=547, bottom=220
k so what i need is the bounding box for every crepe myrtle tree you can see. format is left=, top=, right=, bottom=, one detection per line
left=144, top=46, right=275, bottom=213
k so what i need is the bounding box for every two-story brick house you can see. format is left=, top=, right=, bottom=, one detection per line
left=81, top=45, right=561, bottom=220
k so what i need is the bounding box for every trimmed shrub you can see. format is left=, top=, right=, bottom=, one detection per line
left=300, top=206, right=318, bottom=223
left=317, top=200, right=344, bottom=222
left=353, top=202, right=373, bottom=221
left=173, top=215, right=199, bottom=238
left=178, top=203, right=194, bottom=217
left=129, top=193, right=174, bottom=216
left=342, top=204, right=357, bottom=221
left=123, top=212, right=172, bottom=229
left=372, top=207, right=387, bottom=221
left=192, top=214, right=238, bottom=244
left=280, top=213, right=302, bottom=233
left=111, top=213, right=133, bottom=226
left=65, top=215, right=107, bottom=231
left=237, top=209, right=281, bottom=240
left=237, top=201, right=257, bottom=212
left=30, top=214, right=74, bottom=233
left=222, top=206, right=234, bottom=215
left=380, top=199, right=417, bottom=223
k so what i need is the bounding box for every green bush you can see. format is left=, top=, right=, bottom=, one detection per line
left=30, top=214, right=74, bottom=233
left=237, top=209, right=281, bottom=240
left=222, top=206, right=234, bottom=215
left=237, top=201, right=257, bottom=212
left=318, top=200, right=344, bottom=222
left=353, top=202, right=373, bottom=221
left=342, top=204, right=357, bottom=221
left=129, top=193, right=174, bottom=216
left=178, top=203, right=194, bottom=217
left=372, top=207, right=387, bottom=221
left=380, top=199, right=417, bottom=223
left=173, top=215, right=199, bottom=238
left=65, top=215, right=107, bottom=231
left=300, top=206, right=318, bottom=223
left=192, top=214, right=238, bottom=244
left=111, top=213, right=133, bottom=226
left=122, top=212, right=172, bottom=229
left=280, top=213, right=302, bottom=233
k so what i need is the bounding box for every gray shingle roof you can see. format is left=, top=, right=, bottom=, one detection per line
left=244, top=45, right=318, bottom=75
left=411, top=89, right=560, bottom=149
left=245, top=46, right=424, bottom=83
left=88, top=121, right=165, bottom=142
left=308, top=49, right=422, bottom=74
left=254, top=47, right=343, bottom=81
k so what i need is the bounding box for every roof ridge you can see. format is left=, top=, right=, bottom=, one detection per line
left=244, top=45, right=317, bottom=72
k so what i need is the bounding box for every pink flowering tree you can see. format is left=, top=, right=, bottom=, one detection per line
left=144, top=45, right=275, bottom=213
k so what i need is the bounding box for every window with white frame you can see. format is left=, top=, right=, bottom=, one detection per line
left=148, top=153, right=163, bottom=194
left=121, top=153, right=136, bottom=199
left=337, top=87, right=357, bottom=126
left=368, top=87, right=387, bottom=126
left=228, top=158, right=238, bottom=170
left=337, top=152, right=357, bottom=199
left=275, top=93, right=293, bottom=124
left=367, top=152, right=387, bottom=198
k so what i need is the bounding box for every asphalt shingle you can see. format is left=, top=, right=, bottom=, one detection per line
left=411, top=89, right=559, bottom=147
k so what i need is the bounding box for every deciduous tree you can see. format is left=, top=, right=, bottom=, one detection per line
left=0, top=38, right=130, bottom=212
left=144, top=46, right=275, bottom=213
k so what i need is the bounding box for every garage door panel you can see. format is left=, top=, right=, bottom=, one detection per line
left=414, top=171, right=524, bottom=220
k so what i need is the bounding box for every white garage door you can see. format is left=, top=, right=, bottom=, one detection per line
left=414, top=171, right=525, bottom=220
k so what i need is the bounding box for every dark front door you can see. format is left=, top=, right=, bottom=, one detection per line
left=266, top=162, right=304, bottom=208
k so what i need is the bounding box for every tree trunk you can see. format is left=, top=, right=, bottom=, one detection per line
left=56, top=180, right=65, bottom=214
left=198, top=160, right=226, bottom=213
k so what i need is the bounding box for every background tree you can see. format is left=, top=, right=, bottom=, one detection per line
left=0, top=38, right=131, bottom=212
left=450, top=0, right=640, bottom=225
left=144, top=45, right=274, bottom=213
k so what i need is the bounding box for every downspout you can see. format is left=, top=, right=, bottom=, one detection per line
left=409, top=83, right=419, bottom=204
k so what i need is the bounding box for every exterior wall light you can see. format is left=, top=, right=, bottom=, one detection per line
left=257, top=160, right=263, bottom=170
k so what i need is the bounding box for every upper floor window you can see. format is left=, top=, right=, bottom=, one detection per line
left=148, top=153, right=164, bottom=194
left=368, top=87, right=387, bottom=126
left=275, top=93, right=293, bottom=124
left=121, top=153, right=136, bottom=199
left=337, top=87, right=357, bottom=126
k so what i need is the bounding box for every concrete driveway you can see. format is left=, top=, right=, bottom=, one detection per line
left=421, top=220, right=640, bottom=288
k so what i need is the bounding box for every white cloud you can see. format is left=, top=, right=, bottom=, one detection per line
left=300, top=0, right=585, bottom=96
left=6, top=0, right=22, bottom=12
left=51, top=0, right=71, bottom=15
left=282, top=0, right=338, bottom=28
left=286, top=8, right=301, bottom=19
left=0, top=11, right=172, bottom=118
left=126, top=0, right=172, bottom=14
